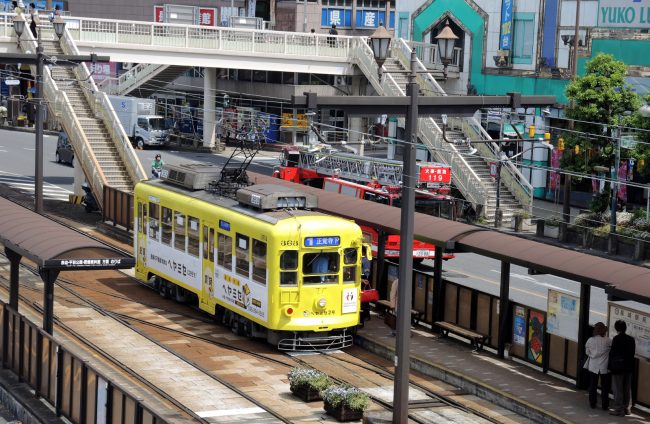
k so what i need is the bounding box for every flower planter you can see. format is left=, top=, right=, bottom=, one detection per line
left=290, top=384, right=322, bottom=402
left=544, top=225, right=559, bottom=238
left=324, top=400, right=364, bottom=422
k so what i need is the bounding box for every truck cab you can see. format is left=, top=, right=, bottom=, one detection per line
left=135, top=116, right=170, bottom=149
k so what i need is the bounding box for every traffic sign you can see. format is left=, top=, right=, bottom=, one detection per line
left=489, top=162, right=498, bottom=178
left=4, top=79, right=20, bottom=86
left=419, top=165, right=451, bottom=184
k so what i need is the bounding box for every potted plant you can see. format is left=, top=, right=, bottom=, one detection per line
left=321, top=385, right=370, bottom=422
left=544, top=217, right=561, bottom=238
left=288, top=368, right=332, bottom=402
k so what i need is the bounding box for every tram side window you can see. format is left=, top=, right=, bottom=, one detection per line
left=343, top=248, right=357, bottom=283
left=161, top=206, right=172, bottom=245
left=174, top=212, right=186, bottom=252
left=187, top=216, right=200, bottom=257
left=203, top=227, right=215, bottom=262
left=235, top=234, right=250, bottom=278
left=252, top=239, right=267, bottom=285
left=202, top=226, right=209, bottom=260
left=148, top=203, right=159, bottom=240
left=217, top=233, right=232, bottom=270
left=280, top=250, right=298, bottom=286
left=209, top=228, right=215, bottom=262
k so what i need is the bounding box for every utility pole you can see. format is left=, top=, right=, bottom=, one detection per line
left=563, top=0, right=580, bottom=226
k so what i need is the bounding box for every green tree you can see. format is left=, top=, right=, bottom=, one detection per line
left=562, top=54, right=640, bottom=173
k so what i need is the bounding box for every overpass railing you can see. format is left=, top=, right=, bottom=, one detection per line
left=62, top=16, right=360, bottom=60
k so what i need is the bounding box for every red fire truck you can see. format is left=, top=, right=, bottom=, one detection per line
left=273, top=146, right=456, bottom=263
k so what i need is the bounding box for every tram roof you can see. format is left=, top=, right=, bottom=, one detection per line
left=143, top=180, right=329, bottom=224
left=0, top=197, right=134, bottom=270
left=249, top=172, right=650, bottom=304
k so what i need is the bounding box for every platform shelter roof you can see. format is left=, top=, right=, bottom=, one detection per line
left=0, top=197, right=134, bottom=270
left=250, top=172, right=650, bottom=304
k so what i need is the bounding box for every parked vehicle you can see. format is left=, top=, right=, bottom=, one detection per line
left=108, top=95, right=170, bottom=149
left=55, top=130, right=74, bottom=166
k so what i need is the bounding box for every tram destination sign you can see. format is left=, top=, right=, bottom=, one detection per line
left=598, top=0, right=650, bottom=28
left=304, top=236, right=340, bottom=247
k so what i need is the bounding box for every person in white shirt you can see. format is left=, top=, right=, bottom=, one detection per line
left=585, top=322, right=611, bottom=410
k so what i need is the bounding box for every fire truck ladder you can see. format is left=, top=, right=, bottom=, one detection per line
left=300, top=150, right=405, bottom=186
left=209, top=138, right=261, bottom=197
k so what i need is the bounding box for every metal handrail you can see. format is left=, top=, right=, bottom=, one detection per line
left=58, top=26, right=148, bottom=186
left=16, top=27, right=108, bottom=206
left=96, top=63, right=163, bottom=95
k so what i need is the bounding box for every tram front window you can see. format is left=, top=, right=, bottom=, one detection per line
left=303, top=252, right=339, bottom=284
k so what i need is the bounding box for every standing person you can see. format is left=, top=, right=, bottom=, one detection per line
left=28, top=3, right=39, bottom=38
left=49, top=5, right=61, bottom=22
left=13, top=1, right=24, bottom=14
left=328, top=24, right=337, bottom=47
left=151, top=154, right=164, bottom=178
left=585, top=322, right=611, bottom=410
left=609, top=320, right=636, bottom=416
left=0, top=99, right=7, bottom=127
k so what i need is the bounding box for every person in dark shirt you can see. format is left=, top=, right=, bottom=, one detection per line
left=327, top=24, right=337, bottom=47
left=608, top=320, right=636, bottom=416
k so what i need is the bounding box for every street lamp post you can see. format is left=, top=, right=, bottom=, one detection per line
left=435, top=20, right=459, bottom=80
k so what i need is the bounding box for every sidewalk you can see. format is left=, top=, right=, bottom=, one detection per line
left=356, top=316, right=649, bottom=424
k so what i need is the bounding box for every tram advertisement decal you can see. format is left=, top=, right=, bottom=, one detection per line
left=608, top=303, right=650, bottom=359
left=147, top=242, right=201, bottom=290
left=527, top=310, right=545, bottom=364
left=217, top=273, right=268, bottom=321
left=342, top=288, right=358, bottom=314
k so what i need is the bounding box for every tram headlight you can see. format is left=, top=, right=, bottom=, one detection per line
left=317, top=298, right=327, bottom=308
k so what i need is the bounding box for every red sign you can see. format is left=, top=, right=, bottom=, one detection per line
left=86, top=62, right=117, bottom=83
left=154, top=6, right=164, bottom=23
left=198, top=8, right=216, bottom=26
left=489, top=162, right=498, bottom=178
left=419, top=165, right=451, bottom=184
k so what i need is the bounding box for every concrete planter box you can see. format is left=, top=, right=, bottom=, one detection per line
left=544, top=225, right=559, bottom=238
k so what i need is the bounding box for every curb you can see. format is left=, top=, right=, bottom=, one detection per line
left=0, top=125, right=58, bottom=137
left=355, top=334, right=572, bottom=424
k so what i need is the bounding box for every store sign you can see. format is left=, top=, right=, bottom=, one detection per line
left=355, top=10, right=395, bottom=28
left=499, top=0, right=513, bottom=50
left=598, top=0, right=650, bottom=28
left=86, top=62, right=117, bottom=83
left=198, top=8, right=216, bottom=26
left=321, top=8, right=352, bottom=27
left=154, top=5, right=165, bottom=23
left=419, top=165, right=451, bottom=184
left=281, top=112, right=308, bottom=128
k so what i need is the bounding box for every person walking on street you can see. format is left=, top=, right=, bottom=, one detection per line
left=151, top=154, right=164, bottom=178
left=585, top=322, right=611, bottom=410
left=0, top=99, right=7, bottom=127
left=609, top=320, right=636, bottom=416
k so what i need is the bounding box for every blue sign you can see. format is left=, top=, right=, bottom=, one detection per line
left=499, top=0, right=513, bottom=50
left=219, top=220, right=230, bottom=232
left=321, top=8, right=352, bottom=27
left=354, top=10, right=395, bottom=28
left=304, top=236, right=340, bottom=247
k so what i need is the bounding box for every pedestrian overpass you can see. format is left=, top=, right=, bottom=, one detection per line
left=0, top=13, right=531, bottom=221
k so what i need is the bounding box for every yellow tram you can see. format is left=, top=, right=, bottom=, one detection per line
left=133, top=164, right=368, bottom=350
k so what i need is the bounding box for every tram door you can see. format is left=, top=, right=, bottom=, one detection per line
left=135, top=202, right=147, bottom=275
left=201, top=225, right=216, bottom=310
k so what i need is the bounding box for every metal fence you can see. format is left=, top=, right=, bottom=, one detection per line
left=0, top=301, right=165, bottom=423
left=103, top=186, right=134, bottom=232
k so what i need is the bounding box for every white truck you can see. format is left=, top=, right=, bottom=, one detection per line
left=109, top=95, right=170, bottom=149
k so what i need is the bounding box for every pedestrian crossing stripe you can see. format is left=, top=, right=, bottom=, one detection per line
left=0, top=173, right=73, bottom=202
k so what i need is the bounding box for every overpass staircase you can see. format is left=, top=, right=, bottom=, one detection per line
left=18, top=26, right=147, bottom=206
left=353, top=38, right=532, bottom=221
left=98, top=63, right=189, bottom=97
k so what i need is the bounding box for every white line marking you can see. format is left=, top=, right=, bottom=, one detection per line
left=196, top=407, right=265, bottom=418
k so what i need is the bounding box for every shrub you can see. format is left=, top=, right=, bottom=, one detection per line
left=288, top=368, right=332, bottom=392
left=545, top=216, right=562, bottom=227
left=574, top=212, right=604, bottom=228
left=321, top=385, right=370, bottom=412
left=632, top=217, right=650, bottom=232
left=617, top=211, right=634, bottom=227
left=590, top=189, right=611, bottom=213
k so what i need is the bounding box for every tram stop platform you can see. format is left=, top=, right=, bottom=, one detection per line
left=355, top=314, right=650, bottom=424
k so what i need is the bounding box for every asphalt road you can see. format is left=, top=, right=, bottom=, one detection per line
left=0, top=131, right=613, bottom=323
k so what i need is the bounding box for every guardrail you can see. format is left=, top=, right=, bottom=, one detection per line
left=58, top=25, right=148, bottom=187
left=0, top=301, right=166, bottom=424
left=61, top=15, right=357, bottom=61
left=97, top=63, right=163, bottom=95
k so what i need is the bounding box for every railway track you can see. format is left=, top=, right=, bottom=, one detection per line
left=0, top=248, right=514, bottom=423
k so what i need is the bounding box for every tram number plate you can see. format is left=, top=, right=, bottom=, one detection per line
left=414, top=250, right=432, bottom=257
